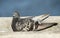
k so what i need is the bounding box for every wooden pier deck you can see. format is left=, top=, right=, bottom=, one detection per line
left=0, top=16, right=60, bottom=38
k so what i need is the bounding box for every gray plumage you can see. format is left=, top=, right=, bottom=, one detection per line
left=11, top=11, right=36, bottom=31
left=11, top=11, right=58, bottom=32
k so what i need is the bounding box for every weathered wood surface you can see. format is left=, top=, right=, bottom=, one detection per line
left=0, top=16, right=60, bottom=38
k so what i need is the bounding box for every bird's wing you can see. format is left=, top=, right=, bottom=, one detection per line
left=36, top=23, right=58, bottom=31
left=32, top=14, right=49, bottom=22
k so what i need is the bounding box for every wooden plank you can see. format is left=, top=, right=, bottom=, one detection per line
left=0, top=16, right=60, bottom=38
left=0, top=16, right=60, bottom=32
